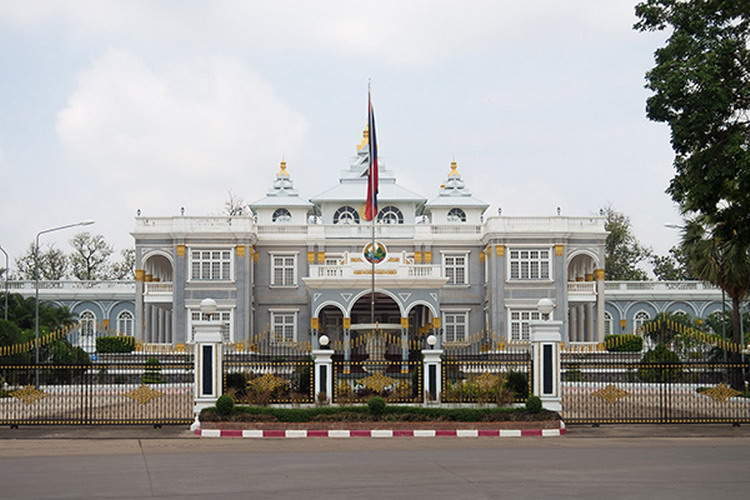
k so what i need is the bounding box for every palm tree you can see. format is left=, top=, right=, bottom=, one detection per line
left=682, top=216, right=750, bottom=389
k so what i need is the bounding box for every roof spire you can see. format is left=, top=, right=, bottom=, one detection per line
left=448, top=160, right=460, bottom=177
left=356, top=126, right=369, bottom=152
left=278, top=159, right=289, bottom=177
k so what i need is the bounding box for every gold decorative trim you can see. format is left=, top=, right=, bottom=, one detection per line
left=343, top=318, right=351, bottom=329
left=702, top=384, right=741, bottom=402
left=553, top=244, right=565, bottom=257
left=584, top=273, right=593, bottom=282
left=175, top=245, right=186, bottom=257
left=592, top=384, right=629, bottom=403
left=307, top=252, right=315, bottom=263
left=575, top=276, right=584, bottom=282
left=311, top=318, right=319, bottom=330
left=479, top=252, right=486, bottom=262
left=175, top=343, right=186, bottom=352
left=414, top=251, right=423, bottom=264
left=102, top=319, right=110, bottom=329
left=495, top=245, right=506, bottom=257
left=350, top=257, right=363, bottom=263
left=594, top=268, right=605, bottom=281
left=11, top=386, right=48, bottom=404
left=423, top=251, right=432, bottom=264
left=145, top=274, right=153, bottom=282
left=388, top=257, right=400, bottom=262
left=235, top=245, right=246, bottom=257
left=361, top=372, right=396, bottom=393
left=135, top=269, right=145, bottom=281
left=123, top=385, right=165, bottom=405
left=353, top=269, right=397, bottom=275
left=400, top=317, right=409, bottom=328
left=432, top=317, right=442, bottom=328
left=251, top=373, right=287, bottom=393
left=317, top=252, right=325, bottom=263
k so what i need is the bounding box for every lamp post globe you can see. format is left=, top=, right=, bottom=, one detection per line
left=537, top=298, right=555, bottom=318
left=426, top=334, right=437, bottom=348
left=200, top=298, right=217, bottom=317
left=319, top=335, right=330, bottom=347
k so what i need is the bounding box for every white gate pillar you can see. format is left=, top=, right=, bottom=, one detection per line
left=313, top=335, right=333, bottom=404
left=191, top=298, right=223, bottom=430
left=422, top=334, right=443, bottom=403
left=530, top=299, right=562, bottom=412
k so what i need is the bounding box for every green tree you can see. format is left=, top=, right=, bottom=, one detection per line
left=635, top=1, right=750, bottom=244
left=682, top=216, right=750, bottom=388
left=0, top=293, right=75, bottom=331
left=602, top=206, right=651, bottom=280
left=69, top=232, right=113, bottom=280
left=14, top=243, right=69, bottom=280
left=110, top=249, right=135, bottom=280
left=651, top=244, right=694, bottom=280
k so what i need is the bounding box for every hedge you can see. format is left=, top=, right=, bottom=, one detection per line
left=604, top=334, right=643, bottom=352
left=200, top=404, right=560, bottom=423
left=96, top=336, right=136, bottom=353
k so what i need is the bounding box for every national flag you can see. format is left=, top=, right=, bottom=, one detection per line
left=364, top=91, right=379, bottom=221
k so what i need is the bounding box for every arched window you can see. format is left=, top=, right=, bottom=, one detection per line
left=377, top=206, right=403, bottom=224
left=117, top=311, right=134, bottom=336
left=79, top=311, right=96, bottom=336
left=604, top=311, right=612, bottom=335
left=447, top=208, right=466, bottom=223
left=633, top=311, right=650, bottom=334
left=333, top=206, right=360, bottom=225
left=272, top=208, right=292, bottom=223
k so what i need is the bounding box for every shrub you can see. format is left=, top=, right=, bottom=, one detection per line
left=141, top=358, right=163, bottom=384
left=604, top=334, right=643, bottom=352
left=216, top=394, right=235, bottom=416
left=367, top=396, right=386, bottom=416
left=525, top=395, right=542, bottom=413
left=506, top=371, right=529, bottom=400
left=96, top=336, right=135, bottom=353
left=638, top=344, right=682, bottom=383
left=225, top=372, right=248, bottom=394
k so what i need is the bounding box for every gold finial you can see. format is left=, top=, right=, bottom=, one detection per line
left=356, top=127, right=369, bottom=151
left=278, top=160, right=289, bottom=177
left=439, top=184, right=446, bottom=189
left=448, top=160, right=460, bottom=176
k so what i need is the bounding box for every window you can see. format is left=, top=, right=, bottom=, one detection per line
left=117, top=311, right=134, bottom=336
left=334, top=206, right=360, bottom=225
left=443, top=312, right=468, bottom=343
left=272, top=208, right=292, bottom=223
left=443, top=253, right=468, bottom=285
left=190, top=249, right=232, bottom=280
left=271, top=311, right=297, bottom=343
left=509, top=310, right=549, bottom=341
left=604, top=311, right=612, bottom=336
left=271, top=253, right=297, bottom=286
left=633, top=311, right=650, bottom=334
left=447, top=208, right=466, bottom=223
left=377, top=206, right=403, bottom=224
left=190, top=310, right=232, bottom=343
left=509, top=248, right=551, bottom=280
left=79, top=311, right=96, bottom=336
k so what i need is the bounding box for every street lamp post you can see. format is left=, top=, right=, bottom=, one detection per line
left=34, top=220, right=95, bottom=386
left=0, top=245, right=8, bottom=321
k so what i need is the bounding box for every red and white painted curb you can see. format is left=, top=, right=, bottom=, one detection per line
left=194, top=422, right=567, bottom=438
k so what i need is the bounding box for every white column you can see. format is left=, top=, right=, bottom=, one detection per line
left=313, top=349, right=333, bottom=404
left=191, top=299, right=224, bottom=431
left=595, top=271, right=605, bottom=342
left=158, top=308, right=165, bottom=344
left=569, top=306, right=578, bottom=342
left=530, top=319, right=562, bottom=412
left=422, top=348, right=443, bottom=403
left=577, top=305, right=585, bottom=342
left=585, top=303, right=595, bottom=342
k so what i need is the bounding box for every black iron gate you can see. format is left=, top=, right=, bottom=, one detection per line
left=561, top=320, right=749, bottom=424
left=0, top=353, right=194, bottom=425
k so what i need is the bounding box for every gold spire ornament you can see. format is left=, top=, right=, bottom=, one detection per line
left=278, top=160, right=289, bottom=177
left=448, top=160, right=460, bottom=176
left=356, top=127, right=369, bottom=151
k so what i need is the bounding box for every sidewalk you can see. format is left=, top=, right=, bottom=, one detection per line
left=0, top=423, right=748, bottom=439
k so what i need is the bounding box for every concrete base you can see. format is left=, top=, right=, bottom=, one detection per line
left=540, top=398, right=562, bottom=412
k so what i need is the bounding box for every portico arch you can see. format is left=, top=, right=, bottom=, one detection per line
left=313, top=301, right=348, bottom=319
left=347, top=288, right=405, bottom=318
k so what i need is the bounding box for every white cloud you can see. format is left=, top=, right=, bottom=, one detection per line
left=56, top=49, right=307, bottom=217
left=1, top=1, right=640, bottom=65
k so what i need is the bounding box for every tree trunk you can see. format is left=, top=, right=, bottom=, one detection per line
left=729, top=296, right=744, bottom=391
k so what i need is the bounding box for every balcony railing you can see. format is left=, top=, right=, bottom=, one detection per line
left=567, top=281, right=596, bottom=295
left=308, top=264, right=443, bottom=280
left=604, top=281, right=719, bottom=291
left=145, top=282, right=174, bottom=294
left=7, top=280, right=134, bottom=291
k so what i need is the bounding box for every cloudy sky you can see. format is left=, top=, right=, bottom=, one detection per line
left=0, top=1, right=680, bottom=268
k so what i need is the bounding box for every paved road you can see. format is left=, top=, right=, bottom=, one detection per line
left=1, top=436, right=749, bottom=499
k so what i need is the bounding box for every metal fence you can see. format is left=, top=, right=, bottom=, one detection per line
left=441, top=336, right=532, bottom=404
left=222, top=337, right=315, bottom=405
left=333, top=359, right=422, bottom=404
left=0, top=351, right=194, bottom=425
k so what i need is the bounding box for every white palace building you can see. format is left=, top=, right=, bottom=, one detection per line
left=9, top=130, right=726, bottom=351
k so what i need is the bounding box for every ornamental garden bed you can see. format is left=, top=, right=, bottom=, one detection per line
left=199, top=396, right=561, bottom=430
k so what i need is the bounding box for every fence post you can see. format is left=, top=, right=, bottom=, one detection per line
left=530, top=313, right=563, bottom=412
left=190, top=298, right=224, bottom=431
left=422, top=334, right=443, bottom=403
left=313, top=335, right=333, bottom=404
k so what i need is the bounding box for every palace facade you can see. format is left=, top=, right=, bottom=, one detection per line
left=7, top=131, right=727, bottom=350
